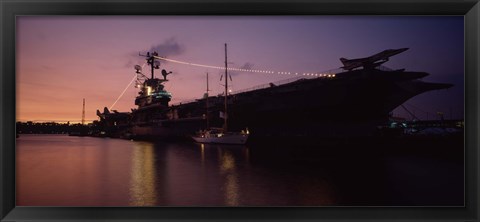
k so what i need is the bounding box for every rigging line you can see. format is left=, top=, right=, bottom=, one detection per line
left=405, top=102, right=428, bottom=114
left=400, top=104, right=419, bottom=121
left=109, top=74, right=137, bottom=110
left=110, top=61, right=147, bottom=110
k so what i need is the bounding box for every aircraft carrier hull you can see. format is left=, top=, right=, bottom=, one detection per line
left=160, top=69, right=452, bottom=138
left=98, top=68, right=452, bottom=140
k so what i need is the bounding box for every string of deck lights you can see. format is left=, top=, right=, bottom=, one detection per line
left=154, top=56, right=338, bottom=78
left=111, top=56, right=339, bottom=110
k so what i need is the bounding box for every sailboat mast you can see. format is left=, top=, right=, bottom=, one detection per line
left=224, top=43, right=228, bottom=132
left=206, top=72, right=209, bottom=129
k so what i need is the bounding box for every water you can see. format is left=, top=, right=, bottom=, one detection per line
left=16, top=134, right=464, bottom=206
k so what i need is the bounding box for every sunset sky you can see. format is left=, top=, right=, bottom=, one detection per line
left=16, top=16, right=464, bottom=123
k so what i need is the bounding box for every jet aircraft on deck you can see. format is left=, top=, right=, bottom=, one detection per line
left=340, top=48, right=409, bottom=71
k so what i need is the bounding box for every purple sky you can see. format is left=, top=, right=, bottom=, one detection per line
left=16, top=16, right=464, bottom=123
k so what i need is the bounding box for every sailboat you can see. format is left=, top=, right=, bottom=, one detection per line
left=191, top=44, right=249, bottom=145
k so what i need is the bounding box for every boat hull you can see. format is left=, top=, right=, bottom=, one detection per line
left=192, top=134, right=249, bottom=145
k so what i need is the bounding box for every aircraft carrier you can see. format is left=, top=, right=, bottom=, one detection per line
left=95, top=49, right=453, bottom=141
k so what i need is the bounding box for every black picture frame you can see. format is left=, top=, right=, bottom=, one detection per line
left=1, top=0, right=478, bottom=221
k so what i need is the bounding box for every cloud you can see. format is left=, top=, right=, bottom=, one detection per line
left=147, top=37, right=185, bottom=57
left=125, top=37, right=186, bottom=69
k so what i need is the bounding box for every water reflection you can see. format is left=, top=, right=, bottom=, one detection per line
left=200, top=143, right=205, bottom=167
left=218, top=147, right=240, bottom=206
left=245, top=147, right=250, bottom=164
left=129, top=142, right=158, bottom=206
left=17, top=135, right=463, bottom=206
left=16, top=136, right=338, bottom=206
